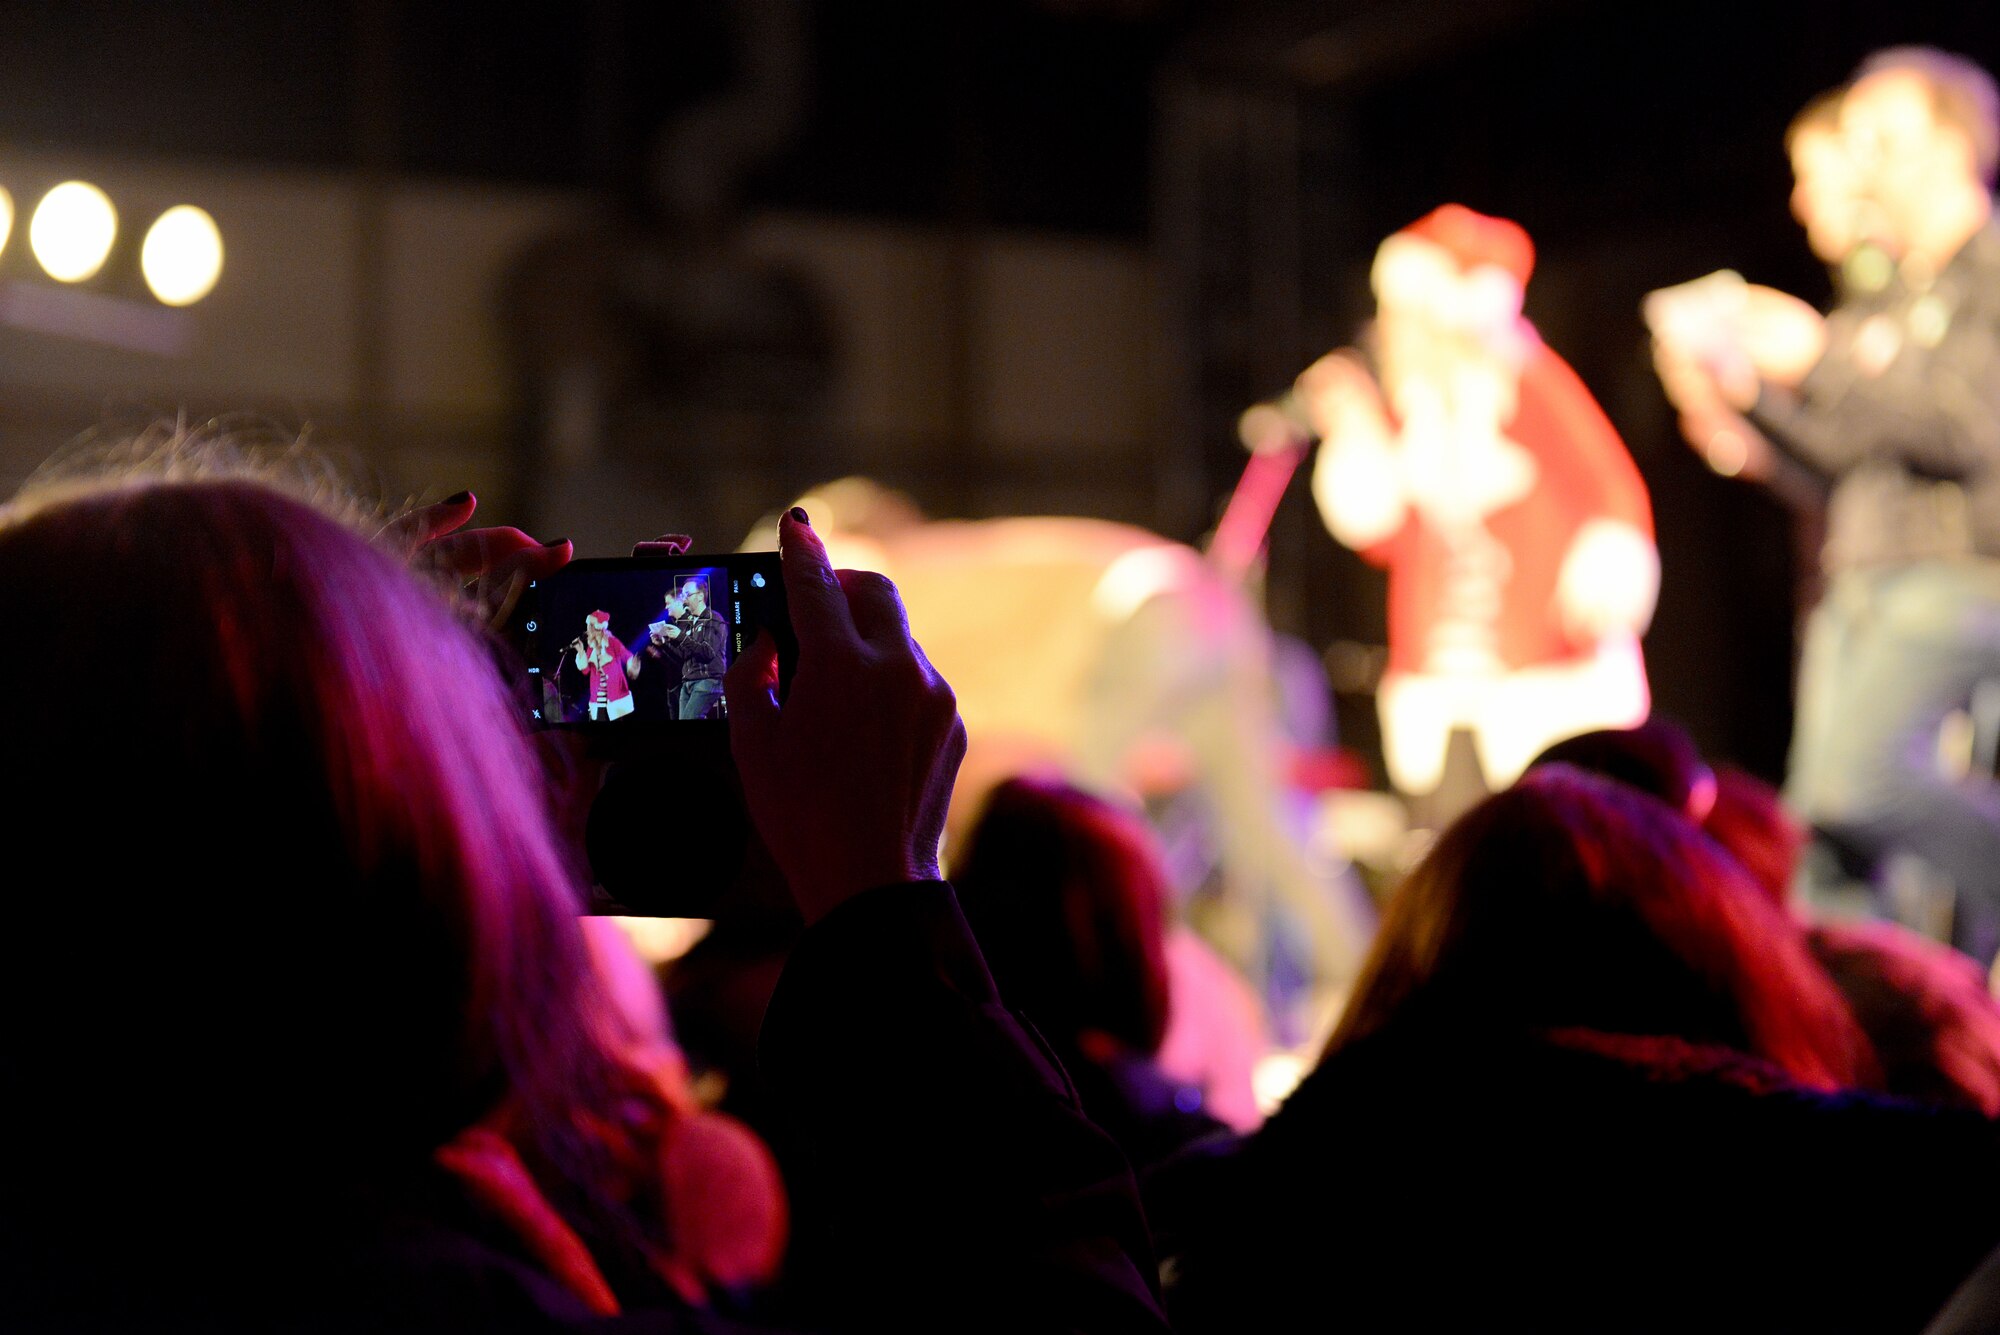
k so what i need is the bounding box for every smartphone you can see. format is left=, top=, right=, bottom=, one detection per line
left=504, top=552, right=794, bottom=739
left=499, top=552, right=794, bottom=916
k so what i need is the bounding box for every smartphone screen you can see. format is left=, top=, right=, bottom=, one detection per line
left=508, top=553, right=791, bottom=729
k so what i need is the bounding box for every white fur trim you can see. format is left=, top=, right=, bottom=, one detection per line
left=1372, top=234, right=1525, bottom=332
left=1372, top=235, right=1458, bottom=311
left=1377, top=635, right=1651, bottom=795
left=1556, top=519, right=1660, bottom=639
left=1312, top=431, right=1407, bottom=550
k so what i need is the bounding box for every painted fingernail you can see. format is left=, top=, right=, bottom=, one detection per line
left=445, top=490, right=472, bottom=506
left=543, top=537, right=570, bottom=549
left=789, top=506, right=810, bottom=525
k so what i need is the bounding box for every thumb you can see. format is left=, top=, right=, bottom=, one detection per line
left=726, top=630, right=780, bottom=724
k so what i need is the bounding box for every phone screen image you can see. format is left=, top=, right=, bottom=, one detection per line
left=513, top=555, right=789, bottom=729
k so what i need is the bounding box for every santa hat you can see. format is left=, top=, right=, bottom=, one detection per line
left=1402, top=205, right=1533, bottom=285
left=588, top=610, right=611, bottom=631
left=1372, top=204, right=1532, bottom=331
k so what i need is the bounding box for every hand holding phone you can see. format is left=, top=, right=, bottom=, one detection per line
left=385, top=490, right=573, bottom=631
left=728, top=509, right=966, bottom=923
left=507, top=545, right=797, bottom=916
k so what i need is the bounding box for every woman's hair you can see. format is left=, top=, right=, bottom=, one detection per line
left=0, top=468, right=644, bottom=1250
left=1701, top=766, right=2000, bottom=1114
left=1701, top=764, right=1809, bottom=905
left=953, top=776, right=1172, bottom=1055
left=1326, top=766, right=1869, bottom=1090
left=1527, top=720, right=1717, bottom=823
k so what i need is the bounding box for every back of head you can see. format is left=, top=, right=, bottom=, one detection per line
left=1328, top=767, right=1866, bottom=1090
left=1527, top=721, right=1716, bottom=823
left=1701, top=765, right=1806, bottom=906
left=953, top=776, right=1171, bottom=1055
left=0, top=476, right=609, bottom=1218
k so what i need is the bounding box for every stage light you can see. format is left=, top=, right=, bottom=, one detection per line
left=140, top=205, right=223, bottom=306
left=30, top=181, right=117, bottom=283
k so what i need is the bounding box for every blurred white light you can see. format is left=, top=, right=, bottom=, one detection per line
left=30, top=181, right=117, bottom=283
left=140, top=205, right=223, bottom=306
left=0, top=188, right=15, bottom=262
left=1252, top=1050, right=1310, bottom=1116
left=608, top=915, right=711, bottom=965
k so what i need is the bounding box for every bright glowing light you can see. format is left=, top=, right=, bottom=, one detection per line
left=0, top=188, right=15, bottom=263
left=29, top=182, right=117, bottom=283
left=609, top=915, right=711, bottom=964
left=140, top=205, right=223, bottom=306
left=1252, top=1050, right=1310, bottom=1116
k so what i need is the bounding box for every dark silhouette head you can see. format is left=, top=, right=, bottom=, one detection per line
left=1527, top=720, right=1716, bottom=822
left=0, top=476, right=639, bottom=1260
left=953, top=776, right=1172, bottom=1056
left=1328, top=766, right=1869, bottom=1090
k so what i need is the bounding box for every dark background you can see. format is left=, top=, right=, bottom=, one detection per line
left=6, top=0, right=1997, bottom=782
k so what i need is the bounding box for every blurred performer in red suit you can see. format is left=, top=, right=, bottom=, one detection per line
left=1299, top=205, right=1657, bottom=808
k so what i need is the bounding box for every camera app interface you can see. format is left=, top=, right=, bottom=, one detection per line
left=521, top=562, right=779, bottom=725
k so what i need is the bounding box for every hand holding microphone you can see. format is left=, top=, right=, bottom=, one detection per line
left=1294, top=350, right=1388, bottom=441
left=1237, top=394, right=1314, bottom=456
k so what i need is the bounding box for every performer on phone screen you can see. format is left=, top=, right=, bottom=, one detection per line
left=647, top=578, right=729, bottom=719
left=574, top=610, right=639, bottom=721
left=1299, top=204, right=1658, bottom=817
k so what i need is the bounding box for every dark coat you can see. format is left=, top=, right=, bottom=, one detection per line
left=4, top=884, right=1167, bottom=1335
left=761, top=883, right=1168, bottom=1333
left=1151, top=1023, right=2000, bottom=1333
left=1056, top=1039, right=1230, bottom=1176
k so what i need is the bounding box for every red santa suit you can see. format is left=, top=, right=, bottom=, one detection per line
left=1306, top=206, right=1657, bottom=795
left=576, top=610, right=636, bottom=721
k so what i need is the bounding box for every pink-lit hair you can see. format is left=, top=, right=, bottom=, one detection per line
left=1327, top=766, right=1871, bottom=1091
left=1701, top=764, right=1809, bottom=906
left=1703, top=766, right=2000, bottom=1114
left=0, top=472, right=649, bottom=1255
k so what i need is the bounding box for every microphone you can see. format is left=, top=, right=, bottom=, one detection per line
left=1238, top=391, right=1317, bottom=454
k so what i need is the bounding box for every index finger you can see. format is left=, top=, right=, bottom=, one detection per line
left=420, top=526, right=546, bottom=584
left=779, top=508, right=858, bottom=649
left=380, top=490, right=475, bottom=555
left=837, top=568, right=912, bottom=649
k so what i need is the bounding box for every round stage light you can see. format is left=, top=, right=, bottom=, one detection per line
left=30, top=181, right=117, bottom=283
left=140, top=205, right=223, bottom=306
